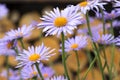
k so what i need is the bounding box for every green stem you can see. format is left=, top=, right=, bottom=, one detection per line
left=32, top=76, right=37, bottom=80
left=102, top=46, right=110, bottom=73
left=110, top=20, right=114, bottom=35
left=82, top=56, right=97, bottom=80
left=86, top=11, right=92, bottom=37
left=35, top=63, right=44, bottom=80
left=75, top=51, right=80, bottom=80
left=61, top=32, right=70, bottom=80
left=6, top=56, right=9, bottom=80
left=19, top=38, right=25, bottom=49
left=100, top=9, right=106, bottom=34
left=13, top=47, right=19, bottom=55
left=86, top=11, right=105, bottom=80
left=109, top=44, right=115, bottom=80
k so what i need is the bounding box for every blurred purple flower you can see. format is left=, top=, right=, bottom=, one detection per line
left=0, top=4, right=9, bottom=19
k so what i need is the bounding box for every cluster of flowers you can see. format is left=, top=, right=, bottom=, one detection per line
left=0, top=0, right=120, bottom=80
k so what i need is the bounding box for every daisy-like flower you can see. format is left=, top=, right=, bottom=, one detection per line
left=41, top=65, right=54, bottom=80
left=0, top=69, right=20, bottom=80
left=21, top=64, right=38, bottom=79
left=16, top=43, right=55, bottom=67
left=6, top=25, right=34, bottom=40
left=50, top=76, right=67, bottom=80
left=38, top=5, right=82, bottom=36
left=92, top=32, right=114, bottom=44
left=114, top=0, right=120, bottom=7
left=63, top=36, right=87, bottom=52
left=21, top=63, right=54, bottom=80
left=96, top=9, right=120, bottom=20
left=76, top=0, right=106, bottom=14
left=0, top=4, right=9, bottom=19
left=0, top=36, right=17, bottom=56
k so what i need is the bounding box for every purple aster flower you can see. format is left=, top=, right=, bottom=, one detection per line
left=0, top=69, right=20, bottom=80
left=0, top=4, right=9, bottom=19
left=21, top=64, right=38, bottom=79
left=6, top=25, right=34, bottom=40
left=96, top=9, right=120, bottom=20
left=76, top=0, right=106, bottom=14
left=16, top=43, right=55, bottom=67
left=41, top=65, right=54, bottom=80
left=0, top=36, right=17, bottom=56
left=38, top=5, right=82, bottom=36
left=21, top=63, right=54, bottom=80
left=62, top=36, right=87, bottom=52
left=92, top=32, right=114, bottom=44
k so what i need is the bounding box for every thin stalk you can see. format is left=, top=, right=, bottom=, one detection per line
left=102, top=46, right=110, bottom=72
left=19, top=38, right=25, bottom=49
left=100, top=9, right=106, bottom=34
left=109, top=44, right=115, bottom=80
left=13, top=47, right=19, bottom=55
left=35, top=63, right=44, bottom=80
left=6, top=56, right=9, bottom=80
left=75, top=51, right=80, bottom=80
left=61, top=32, right=70, bottom=80
left=110, top=20, right=114, bottom=35
left=109, top=19, right=115, bottom=80
left=86, top=11, right=92, bottom=37
left=82, top=56, right=97, bottom=80
left=86, top=11, right=105, bottom=80
left=32, top=76, right=37, bottom=80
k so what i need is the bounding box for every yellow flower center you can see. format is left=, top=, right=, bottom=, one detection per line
left=7, top=42, right=13, bottom=49
left=43, top=73, right=49, bottom=78
left=71, top=44, right=78, bottom=49
left=29, top=54, right=40, bottom=61
left=54, top=17, right=67, bottom=27
left=33, top=71, right=37, bottom=75
left=79, top=1, right=88, bottom=7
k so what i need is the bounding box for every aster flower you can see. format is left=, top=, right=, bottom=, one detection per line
left=41, top=66, right=54, bottom=80
left=0, top=4, right=9, bottom=19
left=96, top=9, right=120, bottom=20
left=76, top=0, right=106, bottom=14
left=16, top=43, right=55, bottom=67
left=0, top=36, right=17, bottom=56
left=63, top=36, right=87, bottom=52
left=21, top=63, right=54, bottom=80
left=92, top=32, right=114, bottom=45
left=6, top=25, right=34, bottom=40
left=21, top=64, right=38, bottom=79
left=0, top=69, right=20, bottom=80
left=114, top=0, right=120, bottom=7
left=50, top=76, right=67, bottom=80
left=38, top=5, right=82, bottom=36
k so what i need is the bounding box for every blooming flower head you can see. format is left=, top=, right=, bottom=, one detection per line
left=50, top=76, right=67, bottom=80
left=64, top=36, right=87, bottom=52
left=38, top=5, right=82, bottom=36
left=0, top=4, right=9, bottom=19
left=6, top=25, right=34, bottom=40
left=96, top=9, right=120, bottom=20
left=76, top=0, right=106, bottom=14
left=21, top=63, right=54, bottom=80
left=0, top=69, right=20, bottom=80
left=0, top=36, right=17, bottom=56
left=41, top=66, right=54, bottom=80
left=114, top=0, right=120, bottom=7
left=21, top=64, right=38, bottom=79
left=16, top=43, right=55, bottom=67
left=92, top=32, right=114, bottom=45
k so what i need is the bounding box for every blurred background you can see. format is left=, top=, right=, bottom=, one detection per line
left=0, top=0, right=120, bottom=80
